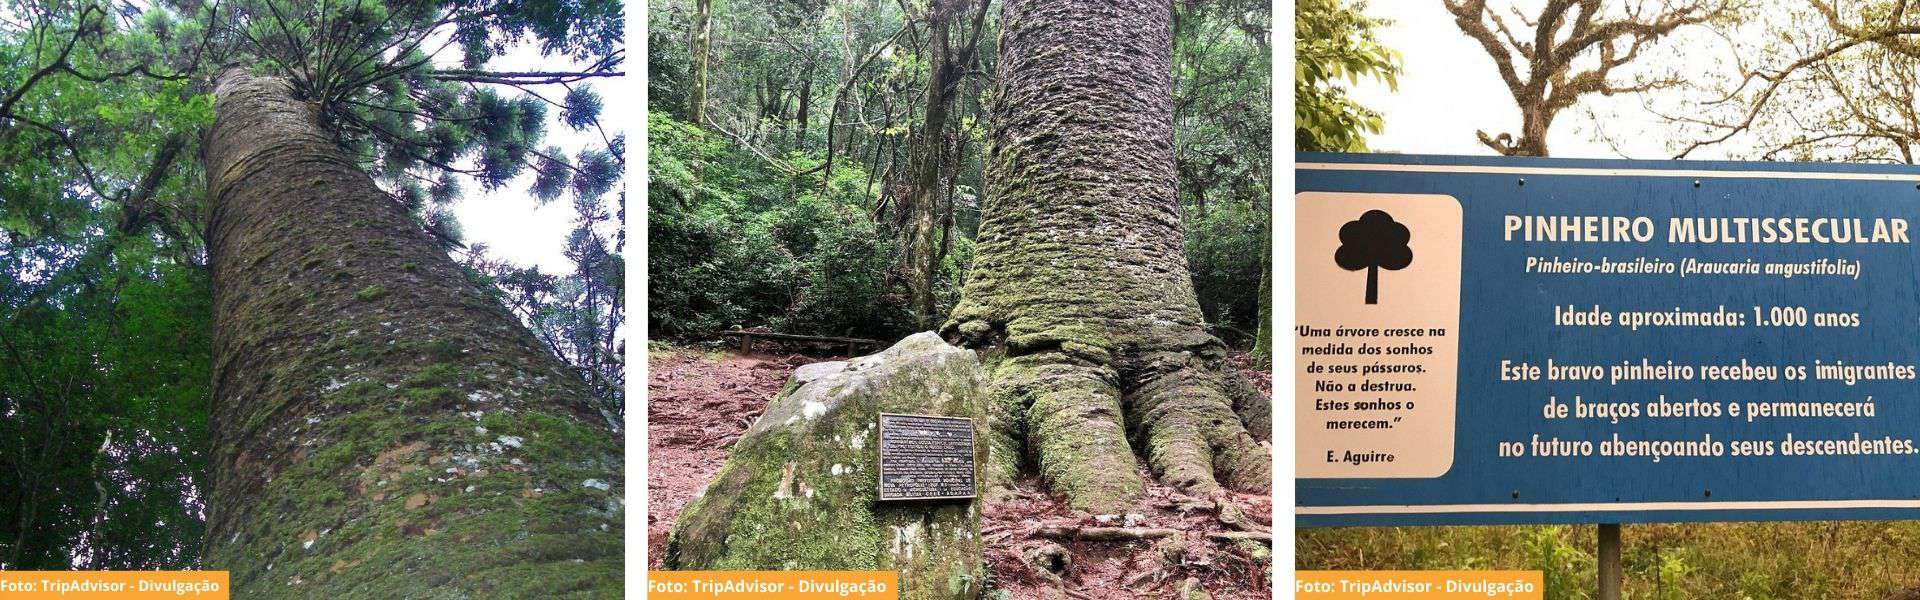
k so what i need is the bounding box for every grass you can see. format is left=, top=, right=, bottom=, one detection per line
left=1299, top=522, right=1920, bottom=600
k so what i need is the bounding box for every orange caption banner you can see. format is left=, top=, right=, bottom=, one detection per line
left=0, top=571, right=228, bottom=598
left=1297, top=571, right=1544, bottom=599
left=648, top=571, right=899, bottom=599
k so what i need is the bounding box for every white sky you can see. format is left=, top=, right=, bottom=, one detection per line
left=447, top=43, right=627, bottom=275
left=1346, top=1, right=1741, bottom=161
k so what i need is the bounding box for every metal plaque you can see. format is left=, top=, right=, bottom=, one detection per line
left=877, top=413, right=977, bottom=501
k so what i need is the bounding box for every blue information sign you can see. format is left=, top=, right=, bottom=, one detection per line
left=1296, top=152, right=1920, bottom=527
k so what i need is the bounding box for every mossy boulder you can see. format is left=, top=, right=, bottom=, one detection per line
left=664, top=332, right=988, bottom=600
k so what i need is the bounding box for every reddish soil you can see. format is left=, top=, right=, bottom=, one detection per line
left=647, top=345, right=1274, bottom=598
left=981, top=477, right=1271, bottom=599
left=646, top=348, right=803, bottom=568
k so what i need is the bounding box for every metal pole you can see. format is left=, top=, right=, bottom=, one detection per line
left=1655, top=545, right=1664, bottom=600
left=1598, top=523, right=1622, bottom=600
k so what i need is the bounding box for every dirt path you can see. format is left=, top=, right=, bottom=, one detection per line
left=647, top=345, right=1274, bottom=597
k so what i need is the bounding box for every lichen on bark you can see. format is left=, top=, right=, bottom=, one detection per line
left=201, top=69, right=622, bottom=597
left=943, top=0, right=1270, bottom=513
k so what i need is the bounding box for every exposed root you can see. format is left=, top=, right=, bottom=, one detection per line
left=1214, top=494, right=1267, bottom=532
left=1205, top=531, right=1272, bottom=543
left=938, top=0, right=1271, bottom=556
left=994, top=351, right=1143, bottom=513
left=1180, top=577, right=1214, bottom=600
left=984, top=470, right=1271, bottom=598
left=1022, top=542, right=1072, bottom=582
left=1127, top=352, right=1271, bottom=497
left=1222, top=366, right=1272, bottom=441
left=1020, top=542, right=1073, bottom=600
left=973, top=339, right=1268, bottom=511
left=1034, top=525, right=1181, bottom=541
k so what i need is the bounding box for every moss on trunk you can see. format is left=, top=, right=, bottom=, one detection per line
left=943, top=0, right=1269, bottom=513
left=201, top=69, right=622, bottom=597
left=898, top=0, right=962, bottom=328
left=665, top=333, right=987, bottom=600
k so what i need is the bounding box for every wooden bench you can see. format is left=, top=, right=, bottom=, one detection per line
left=719, top=330, right=885, bottom=356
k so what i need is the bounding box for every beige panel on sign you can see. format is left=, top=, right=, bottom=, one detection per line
left=1296, top=192, right=1463, bottom=478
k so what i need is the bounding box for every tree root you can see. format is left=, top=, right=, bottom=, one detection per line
left=990, top=351, right=1144, bottom=512
left=1022, top=542, right=1072, bottom=582
left=1205, top=531, right=1272, bottom=544
left=1127, top=352, right=1271, bottom=497
left=1034, top=525, right=1181, bottom=541
left=1222, top=367, right=1272, bottom=441
left=1180, top=577, right=1214, bottom=600
left=1213, top=494, right=1267, bottom=532
left=973, top=342, right=1270, bottom=512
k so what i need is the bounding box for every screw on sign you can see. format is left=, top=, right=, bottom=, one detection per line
left=1335, top=209, right=1414, bottom=304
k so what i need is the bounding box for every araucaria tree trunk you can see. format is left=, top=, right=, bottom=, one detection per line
left=201, top=70, right=623, bottom=596
left=944, top=0, right=1270, bottom=513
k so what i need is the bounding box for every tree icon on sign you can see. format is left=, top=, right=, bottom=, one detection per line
left=1335, top=210, right=1413, bottom=304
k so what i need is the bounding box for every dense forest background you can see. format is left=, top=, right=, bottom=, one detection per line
left=0, top=0, right=624, bottom=571
left=646, top=0, right=1271, bottom=348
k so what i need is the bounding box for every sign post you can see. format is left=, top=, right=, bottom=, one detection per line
left=1297, top=153, right=1920, bottom=523
left=1598, top=524, right=1621, bottom=600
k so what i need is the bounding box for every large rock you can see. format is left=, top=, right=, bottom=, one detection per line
left=665, top=332, right=988, bottom=599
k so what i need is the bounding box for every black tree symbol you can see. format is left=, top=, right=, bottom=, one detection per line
left=1335, top=210, right=1413, bottom=304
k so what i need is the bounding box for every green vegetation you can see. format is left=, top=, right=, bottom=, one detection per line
left=647, top=0, right=1271, bottom=347
left=0, top=0, right=624, bottom=575
left=0, top=259, right=212, bottom=568
left=1295, top=0, right=1400, bottom=153
left=647, top=112, right=931, bottom=339
left=1301, top=522, right=1920, bottom=600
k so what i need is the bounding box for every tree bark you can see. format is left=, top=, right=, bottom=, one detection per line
left=900, top=0, right=989, bottom=328
left=944, top=0, right=1270, bottom=514
left=1250, top=267, right=1271, bottom=364
left=689, top=0, right=713, bottom=126
left=899, top=18, right=952, bottom=328
left=201, top=70, right=622, bottom=597
left=793, top=65, right=813, bottom=147
left=1445, top=0, right=1732, bottom=158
